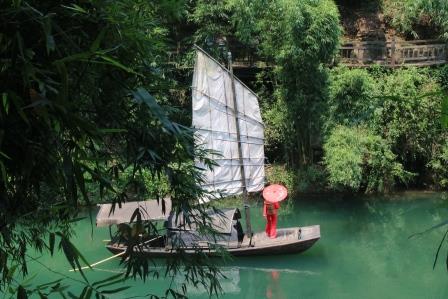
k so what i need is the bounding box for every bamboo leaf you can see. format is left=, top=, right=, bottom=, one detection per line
left=74, top=163, right=89, bottom=204
left=99, top=286, right=131, bottom=294
left=442, top=95, right=448, bottom=129
left=36, top=279, right=64, bottom=289
left=67, top=292, right=78, bottom=299
left=433, top=229, right=448, bottom=269
left=9, top=93, right=29, bottom=124
left=38, top=291, right=48, bottom=299
left=98, top=128, right=127, bottom=134
left=56, top=52, right=92, bottom=64
left=96, top=278, right=127, bottom=290
left=61, top=4, right=88, bottom=14
left=42, top=16, right=55, bottom=54
left=53, top=61, right=68, bottom=101
left=132, top=88, right=175, bottom=134
left=68, top=217, right=86, bottom=223
left=17, top=285, right=28, bottom=299
left=91, top=273, right=124, bottom=287
left=2, top=92, right=8, bottom=114
left=22, top=99, right=51, bottom=109
left=409, top=219, right=448, bottom=239
left=84, top=287, right=93, bottom=299
left=49, top=232, right=55, bottom=255
left=90, top=28, right=107, bottom=52
left=7, top=264, right=18, bottom=279
left=79, top=286, right=88, bottom=299
left=98, top=55, right=136, bottom=74
left=0, top=161, right=7, bottom=187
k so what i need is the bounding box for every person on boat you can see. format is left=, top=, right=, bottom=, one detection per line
left=263, top=200, right=280, bottom=239
left=262, top=183, right=288, bottom=239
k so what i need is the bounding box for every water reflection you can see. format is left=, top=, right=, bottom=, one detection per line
left=265, top=271, right=283, bottom=299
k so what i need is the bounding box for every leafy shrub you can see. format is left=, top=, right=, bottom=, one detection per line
left=296, top=165, right=328, bottom=193
left=325, top=67, right=378, bottom=134
left=428, top=141, right=448, bottom=189
left=382, top=0, right=448, bottom=39
left=261, top=89, right=289, bottom=161
left=265, top=163, right=327, bottom=194
left=323, top=126, right=410, bottom=193
left=432, top=65, right=448, bottom=89
left=325, top=67, right=447, bottom=189
left=372, top=68, right=443, bottom=167
left=265, top=164, right=297, bottom=194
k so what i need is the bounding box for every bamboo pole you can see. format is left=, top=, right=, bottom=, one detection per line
left=69, top=251, right=125, bottom=272
left=69, top=236, right=161, bottom=272
left=228, top=51, right=253, bottom=238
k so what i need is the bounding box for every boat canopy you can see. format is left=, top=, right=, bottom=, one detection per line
left=96, top=199, right=172, bottom=227
left=166, top=208, right=241, bottom=235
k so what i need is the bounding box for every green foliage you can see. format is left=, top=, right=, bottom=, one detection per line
left=265, top=163, right=327, bottom=194
left=325, top=67, right=377, bottom=134
left=443, top=95, right=448, bottom=129
left=0, top=0, right=222, bottom=297
left=433, top=65, right=448, bottom=129
left=432, top=65, right=448, bottom=89
left=428, top=140, right=448, bottom=189
left=190, top=0, right=232, bottom=43
left=189, top=0, right=342, bottom=168
left=324, top=126, right=410, bottom=193
left=324, top=67, right=448, bottom=191
left=295, top=165, right=328, bottom=193
left=266, top=164, right=297, bottom=194
left=373, top=69, right=444, bottom=166
left=261, top=88, right=288, bottom=161
left=382, top=0, right=448, bottom=38
left=238, top=0, right=342, bottom=167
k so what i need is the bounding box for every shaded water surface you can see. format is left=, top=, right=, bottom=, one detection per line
left=24, top=192, right=448, bottom=298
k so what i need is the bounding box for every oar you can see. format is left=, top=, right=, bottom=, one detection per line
left=69, top=236, right=162, bottom=272
left=69, top=251, right=125, bottom=272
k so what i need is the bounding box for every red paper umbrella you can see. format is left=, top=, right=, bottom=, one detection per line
left=262, top=184, right=288, bottom=203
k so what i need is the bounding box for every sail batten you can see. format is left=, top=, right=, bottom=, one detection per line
left=192, top=47, right=265, bottom=200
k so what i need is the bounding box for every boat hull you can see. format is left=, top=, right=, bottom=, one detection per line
left=106, top=225, right=320, bottom=257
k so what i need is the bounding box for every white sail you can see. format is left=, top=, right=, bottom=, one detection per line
left=192, top=47, right=265, bottom=200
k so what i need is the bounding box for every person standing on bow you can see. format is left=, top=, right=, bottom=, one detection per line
left=262, top=184, right=288, bottom=239
left=263, top=200, right=280, bottom=238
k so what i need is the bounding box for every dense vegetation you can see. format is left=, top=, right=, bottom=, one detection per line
left=0, top=1, right=221, bottom=297
left=1, top=0, right=448, bottom=297
left=322, top=67, right=448, bottom=192
left=383, top=0, right=448, bottom=39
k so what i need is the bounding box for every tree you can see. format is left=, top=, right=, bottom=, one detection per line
left=231, top=0, right=342, bottom=167
left=0, top=1, right=222, bottom=297
left=323, top=66, right=448, bottom=191
left=323, top=125, right=410, bottom=192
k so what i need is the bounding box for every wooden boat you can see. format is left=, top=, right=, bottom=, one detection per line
left=106, top=227, right=321, bottom=257
left=96, top=46, right=320, bottom=257
left=99, top=206, right=320, bottom=257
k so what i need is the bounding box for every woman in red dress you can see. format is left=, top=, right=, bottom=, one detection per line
left=263, top=200, right=280, bottom=238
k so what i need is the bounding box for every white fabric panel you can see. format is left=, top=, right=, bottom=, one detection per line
left=96, top=199, right=172, bottom=227
left=192, top=49, right=265, bottom=199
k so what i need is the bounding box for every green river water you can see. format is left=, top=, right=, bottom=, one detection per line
left=20, top=192, right=448, bottom=298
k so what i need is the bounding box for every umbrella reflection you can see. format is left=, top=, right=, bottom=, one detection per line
left=266, top=270, right=285, bottom=299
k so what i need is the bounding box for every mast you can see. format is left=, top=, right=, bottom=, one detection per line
left=227, top=51, right=252, bottom=238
